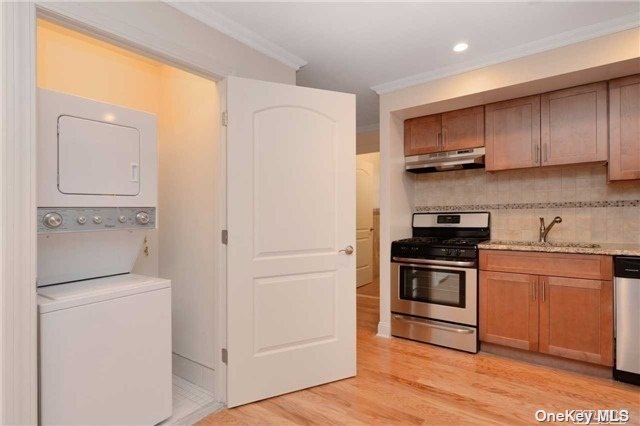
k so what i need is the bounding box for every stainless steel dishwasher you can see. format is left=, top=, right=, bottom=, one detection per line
left=614, top=256, right=640, bottom=385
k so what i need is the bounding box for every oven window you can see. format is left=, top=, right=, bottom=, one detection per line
left=399, top=266, right=466, bottom=308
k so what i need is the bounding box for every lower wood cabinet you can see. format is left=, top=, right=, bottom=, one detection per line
left=539, top=276, right=613, bottom=366
left=479, top=250, right=613, bottom=366
left=479, top=271, right=538, bottom=351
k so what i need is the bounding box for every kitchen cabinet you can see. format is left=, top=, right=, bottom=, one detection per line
left=404, top=114, right=441, bottom=156
left=441, top=106, right=485, bottom=151
left=539, top=276, right=613, bottom=366
left=404, top=106, right=484, bottom=156
left=479, top=250, right=613, bottom=366
left=479, top=271, right=538, bottom=351
left=485, top=96, right=541, bottom=171
left=540, top=82, right=608, bottom=166
left=608, top=74, right=640, bottom=181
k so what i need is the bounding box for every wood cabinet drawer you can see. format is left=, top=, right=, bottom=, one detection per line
left=479, top=250, right=612, bottom=280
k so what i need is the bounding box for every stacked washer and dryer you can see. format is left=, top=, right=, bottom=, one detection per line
left=37, top=89, right=172, bottom=425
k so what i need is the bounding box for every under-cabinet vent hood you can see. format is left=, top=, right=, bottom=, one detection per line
left=405, top=147, right=485, bottom=174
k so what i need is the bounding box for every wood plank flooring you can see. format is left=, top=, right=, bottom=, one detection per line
left=199, top=295, right=640, bottom=425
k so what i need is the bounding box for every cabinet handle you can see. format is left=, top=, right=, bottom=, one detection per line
left=543, top=144, right=548, bottom=163
left=532, top=281, right=536, bottom=302
left=541, top=278, right=546, bottom=302
left=533, top=144, right=539, bottom=164
left=442, top=128, right=447, bottom=149
left=437, top=132, right=442, bottom=150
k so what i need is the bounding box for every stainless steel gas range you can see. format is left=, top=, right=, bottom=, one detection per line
left=390, top=212, right=490, bottom=353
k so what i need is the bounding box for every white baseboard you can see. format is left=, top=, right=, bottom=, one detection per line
left=376, top=321, right=391, bottom=338
left=172, top=353, right=216, bottom=394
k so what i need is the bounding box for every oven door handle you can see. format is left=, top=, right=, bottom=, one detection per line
left=393, top=315, right=474, bottom=334
left=392, top=257, right=476, bottom=268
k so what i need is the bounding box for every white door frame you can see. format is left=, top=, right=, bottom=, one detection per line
left=1, top=3, right=232, bottom=422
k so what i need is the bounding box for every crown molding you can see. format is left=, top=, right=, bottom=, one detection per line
left=372, top=13, right=640, bottom=95
left=357, top=123, right=380, bottom=134
left=165, top=2, right=307, bottom=71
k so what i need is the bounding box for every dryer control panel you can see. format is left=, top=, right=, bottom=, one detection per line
left=37, top=207, right=156, bottom=233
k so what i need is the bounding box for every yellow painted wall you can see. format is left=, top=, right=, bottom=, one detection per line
left=37, top=20, right=219, bottom=385
left=37, top=19, right=162, bottom=113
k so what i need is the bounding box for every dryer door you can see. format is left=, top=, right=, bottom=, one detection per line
left=58, top=115, right=140, bottom=196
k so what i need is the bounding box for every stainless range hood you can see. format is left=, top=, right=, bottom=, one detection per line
left=405, top=147, right=485, bottom=173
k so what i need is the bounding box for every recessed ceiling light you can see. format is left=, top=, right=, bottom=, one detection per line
left=453, top=42, right=468, bottom=53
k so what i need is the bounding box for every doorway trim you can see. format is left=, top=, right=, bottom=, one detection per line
left=2, top=2, right=234, bottom=422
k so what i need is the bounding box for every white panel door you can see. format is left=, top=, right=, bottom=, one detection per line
left=225, top=76, right=356, bottom=407
left=356, top=161, right=374, bottom=287
left=58, top=116, right=141, bottom=196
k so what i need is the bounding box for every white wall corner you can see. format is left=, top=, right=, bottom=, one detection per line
left=371, top=13, right=640, bottom=95
left=164, top=1, right=307, bottom=71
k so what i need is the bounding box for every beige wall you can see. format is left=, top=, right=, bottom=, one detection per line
left=377, top=28, right=640, bottom=337
left=37, top=20, right=221, bottom=391
left=157, top=67, right=218, bottom=385
left=39, top=1, right=296, bottom=85
left=356, top=130, right=380, bottom=154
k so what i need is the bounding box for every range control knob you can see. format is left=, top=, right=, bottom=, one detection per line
left=118, top=215, right=127, bottom=223
left=43, top=212, right=63, bottom=229
left=77, top=216, right=87, bottom=225
left=136, top=211, right=150, bottom=225
left=93, top=216, right=103, bottom=224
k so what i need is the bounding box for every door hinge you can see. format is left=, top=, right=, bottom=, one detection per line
left=221, top=229, right=228, bottom=245
left=222, top=111, right=228, bottom=127
left=221, top=348, right=228, bottom=364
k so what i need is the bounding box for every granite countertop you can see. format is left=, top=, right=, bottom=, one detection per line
left=478, top=240, right=640, bottom=257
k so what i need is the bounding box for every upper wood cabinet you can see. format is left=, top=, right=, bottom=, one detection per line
left=441, top=106, right=485, bottom=151
left=539, top=276, right=613, bottom=366
left=404, top=114, right=441, bottom=156
left=404, top=106, right=484, bottom=156
left=608, top=74, right=640, bottom=181
left=485, top=96, right=541, bottom=171
left=479, top=271, right=539, bottom=351
left=541, top=82, right=608, bottom=166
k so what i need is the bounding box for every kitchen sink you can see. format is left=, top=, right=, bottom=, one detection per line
left=484, top=240, right=601, bottom=249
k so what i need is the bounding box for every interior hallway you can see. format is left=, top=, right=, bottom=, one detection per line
left=199, top=295, right=640, bottom=425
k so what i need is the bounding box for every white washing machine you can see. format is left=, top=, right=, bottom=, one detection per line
left=37, top=89, right=172, bottom=425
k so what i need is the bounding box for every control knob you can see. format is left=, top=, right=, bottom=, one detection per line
left=136, top=211, right=150, bottom=225
left=43, top=212, right=63, bottom=229
left=118, top=215, right=127, bottom=223
left=93, top=216, right=103, bottom=224
left=77, top=216, right=87, bottom=225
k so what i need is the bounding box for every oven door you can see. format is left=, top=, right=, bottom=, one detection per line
left=391, top=260, right=477, bottom=326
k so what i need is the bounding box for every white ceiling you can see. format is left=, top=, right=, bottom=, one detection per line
left=170, top=2, right=639, bottom=131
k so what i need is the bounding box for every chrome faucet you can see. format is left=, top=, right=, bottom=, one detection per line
left=539, top=216, right=562, bottom=243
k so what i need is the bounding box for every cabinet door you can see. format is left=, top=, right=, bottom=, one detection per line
left=485, top=96, right=541, bottom=171
left=609, top=74, right=640, bottom=181
left=480, top=271, right=539, bottom=351
left=539, top=276, right=613, bottom=366
left=404, top=114, right=441, bottom=156
left=541, top=82, right=608, bottom=166
left=442, top=106, right=484, bottom=151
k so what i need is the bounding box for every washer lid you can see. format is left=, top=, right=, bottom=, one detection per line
left=38, top=274, right=170, bottom=313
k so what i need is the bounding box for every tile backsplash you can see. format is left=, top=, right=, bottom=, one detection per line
left=414, top=164, right=640, bottom=244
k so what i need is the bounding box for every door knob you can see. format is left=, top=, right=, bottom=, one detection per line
left=339, top=245, right=354, bottom=255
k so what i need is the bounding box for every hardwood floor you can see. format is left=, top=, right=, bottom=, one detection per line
left=356, top=277, right=380, bottom=298
left=200, top=295, right=640, bottom=425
